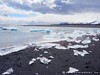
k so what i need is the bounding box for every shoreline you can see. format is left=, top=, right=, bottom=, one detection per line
left=21, top=25, right=100, bottom=28
left=0, top=35, right=100, bottom=75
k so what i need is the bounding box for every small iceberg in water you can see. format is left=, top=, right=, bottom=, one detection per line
left=30, top=29, right=52, bottom=33
left=1, top=27, right=18, bottom=31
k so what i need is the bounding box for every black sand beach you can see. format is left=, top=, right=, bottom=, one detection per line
left=0, top=36, right=100, bottom=75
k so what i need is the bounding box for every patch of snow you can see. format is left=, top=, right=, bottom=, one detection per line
left=0, top=46, right=27, bottom=56
left=2, top=68, right=14, bottom=75
left=29, top=58, right=36, bottom=65
left=73, top=50, right=89, bottom=57
left=67, top=45, right=88, bottom=49
left=37, top=57, right=51, bottom=64
left=92, top=37, right=99, bottom=41
left=67, top=67, right=79, bottom=73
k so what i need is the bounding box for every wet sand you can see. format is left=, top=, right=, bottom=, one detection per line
left=0, top=36, right=100, bottom=75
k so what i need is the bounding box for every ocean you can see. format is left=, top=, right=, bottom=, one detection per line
left=0, top=25, right=100, bottom=49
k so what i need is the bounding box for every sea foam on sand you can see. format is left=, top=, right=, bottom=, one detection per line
left=0, top=46, right=27, bottom=56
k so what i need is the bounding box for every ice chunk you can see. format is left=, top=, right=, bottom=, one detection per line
left=66, top=30, right=86, bottom=38
left=29, top=58, right=36, bottom=65
left=8, top=27, right=17, bottom=31
left=86, top=30, right=96, bottom=36
left=35, top=73, right=39, bottom=75
left=67, top=67, right=79, bottom=73
left=62, top=71, right=66, bottom=74
left=44, top=51, right=48, bottom=53
left=92, top=37, right=99, bottom=41
left=37, top=57, right=51, bottom=64
left=49, top=56, right=54, bottom=59
left=67, top=45, right=88, bottom=49
left=37, top=43, right=67, bottom=50
left=38, top=43, right=56, bottom=49
left=55, top=44, right=67, bottom=50
left=43, top=30, right=99, bottom=43
left=43, top=30, right=86, bottom=43
left=2, top=68, right=14, bottom=75
left=1, top=27, right=8, bottom=30
left=82, top=37, right=91, bottom=44
left=1, top=27, right=17, bottom=31
left=97, top=30, right=100, bottom=34
left=30, top=29, right=52, bottom=33
left=0, top=46, right=27, bottom=56
left=34, top=48, right=39, bottom=51
left=75, top=40, right=81, bottom=43
left=73, top=50, right=89, bottom=57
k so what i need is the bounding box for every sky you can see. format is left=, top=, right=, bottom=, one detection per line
left=0, top=0, right=100, bottom=25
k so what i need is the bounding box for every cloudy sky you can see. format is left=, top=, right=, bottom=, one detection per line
left=0, top=0, right=100, bottom=25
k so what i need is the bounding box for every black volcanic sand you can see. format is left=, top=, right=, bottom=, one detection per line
left=0, top=36, right=100, bottom=75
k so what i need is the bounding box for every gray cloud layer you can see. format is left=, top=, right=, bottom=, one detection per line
left=1, top=0, right=100, bottom=14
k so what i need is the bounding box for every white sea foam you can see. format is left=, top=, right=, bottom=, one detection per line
left=0, top=46, right=27, bottom=56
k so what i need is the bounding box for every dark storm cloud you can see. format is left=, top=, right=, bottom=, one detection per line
left=1, top=0, right=100, bottom=14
